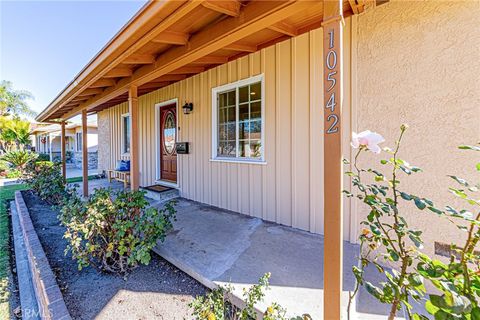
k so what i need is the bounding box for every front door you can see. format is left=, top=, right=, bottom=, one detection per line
left=160, top=104, right=177, bottom=182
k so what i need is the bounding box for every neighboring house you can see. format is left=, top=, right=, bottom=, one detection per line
left=35, top=0, right=480, bottom=264
left=31, top=122, right=98, bottom=169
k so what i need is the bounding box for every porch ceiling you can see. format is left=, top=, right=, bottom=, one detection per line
left=36, top=0, right=375, bottom=122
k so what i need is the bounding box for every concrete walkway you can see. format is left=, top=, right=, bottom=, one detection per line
left=65, top=167, right=99, bottom=179
left=74, top=179, right=421, bottom=319
left=154, top=199, right=368, bottom=319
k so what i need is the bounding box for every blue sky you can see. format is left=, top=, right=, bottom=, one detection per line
left=0, top=0, right=146, bottom=118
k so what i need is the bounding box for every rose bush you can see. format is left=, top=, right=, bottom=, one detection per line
left=60, top=188, right=177, bottom=274
left=346, top=126, right=479, bottom=319
left=23, top=160, right=68, bottom=205
left=190, top=273, right=311, bottom=320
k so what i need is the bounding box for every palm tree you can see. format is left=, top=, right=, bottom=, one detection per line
left=0, top=80, right=36, bottom=117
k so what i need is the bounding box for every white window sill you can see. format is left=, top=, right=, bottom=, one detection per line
left=210, top=158, right=267, bottom=165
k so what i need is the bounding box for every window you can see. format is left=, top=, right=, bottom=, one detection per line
left=76, top=132, right=82, bottom=151
left=212, top=75, right=264, bottom=161
left=121, top=113, right=131, bottom=154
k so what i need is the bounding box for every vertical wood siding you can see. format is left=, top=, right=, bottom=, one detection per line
left=98, top=21, right=354, bottom=237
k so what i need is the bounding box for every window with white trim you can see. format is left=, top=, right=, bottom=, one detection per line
left=121, top=113, right=131, bottom=154
left=212, top=75, right=264, bottom=161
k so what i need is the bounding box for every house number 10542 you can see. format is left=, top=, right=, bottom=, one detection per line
left=325, top=29, right=339, bottom=134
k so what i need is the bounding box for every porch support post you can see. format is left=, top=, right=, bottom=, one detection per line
left=128, top=85, right=139, bottom=191
left=49, top=134, right=52, bottom=161
left=60, top=121, right=66, bottom=180
left=322, top=0, right=344, bottom=319
left=82, top=110, right=89, bottom=197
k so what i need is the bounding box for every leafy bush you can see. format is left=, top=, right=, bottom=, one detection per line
left=23, top=161, right=67, bottom=205
left=59, top=188, right=177, bottom=274
left=415, top=144, right=480, bottom=319
left=34, top=160, right=53, bottom=167
left=190, top=273, right=311, bottom=320
left=1, top=150, right=38, bottom=169
left=346, top=126, right=480, bottom=320
left=0, top=160, right=9, bottom=176
left=5, top=169, right=21, bottom=179
left=35, top=153, right=50, bottom=162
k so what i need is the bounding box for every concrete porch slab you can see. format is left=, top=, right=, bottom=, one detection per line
left=153, top=199, right=360, bottom=319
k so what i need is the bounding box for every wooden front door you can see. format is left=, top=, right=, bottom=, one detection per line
left=160, top=104, right=177, bottom=182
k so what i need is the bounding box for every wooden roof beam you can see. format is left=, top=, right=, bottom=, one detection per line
left=104, top=67, right=133, bottom=78
left=38, top=0, right=205, bottom=122
left=153, top=74, right=187, bottom=82
left=63, top=1, right=312, bottom=119
left=202, top=0, right=241, bottom=17
left=90, top=78, right=116, bottom=88
left=69, top=97, right=88, bottom=103
left=171, top=66, right=205, bottom=74
left=191, top=56, right=229, bottom=65
left=348, top=0, right=378, bottom=14
left=123, top=54, right=156, bottom=64
left=140, top=81, right=171, bottom=89
left=77, top=88, right=104, bottom=97
left=224, top=42, right=257, bottom=53
left=151, top=31, right=189, bottom=45
left=269, top=21, right=298, bottom=37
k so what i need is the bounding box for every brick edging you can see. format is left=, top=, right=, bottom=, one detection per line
left=14, top=191, right=71, bottom=320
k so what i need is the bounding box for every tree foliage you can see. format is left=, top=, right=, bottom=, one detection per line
left=0, top=117, right=32, bottom=151
left=0, top=81, right=35, bottom=118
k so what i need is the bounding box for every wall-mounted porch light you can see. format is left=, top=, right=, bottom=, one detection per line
left=182, top=102, right=193, bottom=114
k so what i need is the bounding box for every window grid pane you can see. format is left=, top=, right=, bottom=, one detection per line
left=217, top=90, right=236, bottom=157
left=216, top=81, right=262, bottom=160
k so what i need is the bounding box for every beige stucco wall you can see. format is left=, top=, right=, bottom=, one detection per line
left=353, top=0, right=480, bottom=258
left=98, top=21, right=355, bottom=237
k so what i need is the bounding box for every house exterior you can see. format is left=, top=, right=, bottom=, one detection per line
left=35, top=1, right=479, bottom=316
left=31, top=122, right=98, bottom=169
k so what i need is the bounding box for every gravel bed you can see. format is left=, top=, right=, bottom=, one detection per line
left=22, top=191, right=206, bottom=320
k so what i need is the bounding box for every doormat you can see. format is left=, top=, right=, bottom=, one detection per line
left=144, top=185, right=173, bottom=193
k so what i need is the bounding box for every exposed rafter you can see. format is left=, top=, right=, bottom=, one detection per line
left=269, top=21, right=298, bottom=36
left=153, top=74, right=187, bottom=82
left=224, top=42, right=257, bottom=53
left=90, top=78, right=116, bottom=88
left=61, top=1, right=312, bottom=119
left=77, top=88, right=104, bottom=97
left=151, top=31, right=190, bottom=45
left=171, top=66, right=206, bottom=74
left=191, top=56, right=229, bottom=65
left=103, top=67, right=133, bottom=78
left=37, top=0, right=205, bottom=121
left=202, top=0, right=241, bottom=17
left=123, top=54, right=156, bottom=64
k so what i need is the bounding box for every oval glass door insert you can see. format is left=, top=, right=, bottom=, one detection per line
left=163, top=111, right=176, bottom=154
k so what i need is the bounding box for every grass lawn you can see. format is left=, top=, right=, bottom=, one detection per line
left=66, top=175, right=100, bottom=183
left=0, top=183, right=28, bottom=319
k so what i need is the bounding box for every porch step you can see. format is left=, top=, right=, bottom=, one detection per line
left=141, top=186, right=179, bottom=202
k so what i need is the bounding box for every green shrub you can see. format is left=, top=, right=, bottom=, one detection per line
left=0, top=161, right=9, bottom=177
left=23, top=161, right=67, bottom=205
left=5, top=169, right=21, bottom=179
left=34, top=160, right=53, bottom=167
left=59, top=188, right=177, bottom=274
left=1, top=150, right=38, bottom=169
left=190, top=273, right=311, bottom=320
left=346, top=127, right=480, bottom=320
left=36, top=153, right=50, bottom=162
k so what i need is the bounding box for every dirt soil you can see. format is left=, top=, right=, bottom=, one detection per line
left=22, top=191, right=206, bottom=320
